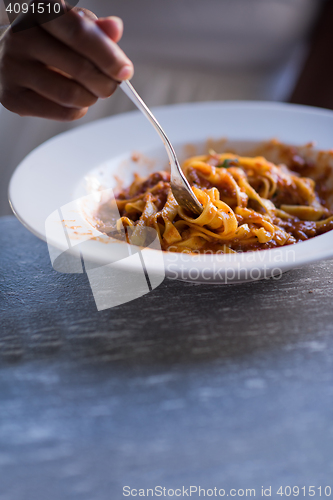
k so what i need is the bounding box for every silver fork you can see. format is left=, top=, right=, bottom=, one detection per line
left=119, top=80, right=203, bottom=215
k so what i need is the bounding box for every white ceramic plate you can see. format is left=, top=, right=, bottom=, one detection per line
left=9, top=101, right=333, bottom=284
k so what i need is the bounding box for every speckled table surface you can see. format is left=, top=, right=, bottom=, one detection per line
left=1, top=215, right=333, bottom=500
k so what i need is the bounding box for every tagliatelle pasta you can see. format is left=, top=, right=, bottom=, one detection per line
left=100, top=148, right=333, bottom=254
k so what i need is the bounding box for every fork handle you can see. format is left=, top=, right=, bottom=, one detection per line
left=119, top=80, right=180, bottom=176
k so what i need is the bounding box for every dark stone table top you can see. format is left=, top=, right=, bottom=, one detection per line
left=1, top=215, right=333, bottom=500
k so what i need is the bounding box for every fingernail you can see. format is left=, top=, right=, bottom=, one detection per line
left=109, top=16, right=123, bottom=31
left=116, top=65, right=134, bottom=80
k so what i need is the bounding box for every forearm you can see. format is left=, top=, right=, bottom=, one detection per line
left=290, top=0, right=333, bottom=110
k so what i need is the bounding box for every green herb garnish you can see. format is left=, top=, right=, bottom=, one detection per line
left=216, top=159, right=239, bottom=168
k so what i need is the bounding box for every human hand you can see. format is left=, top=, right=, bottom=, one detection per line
left=0, top=2, right=133, bottom=121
